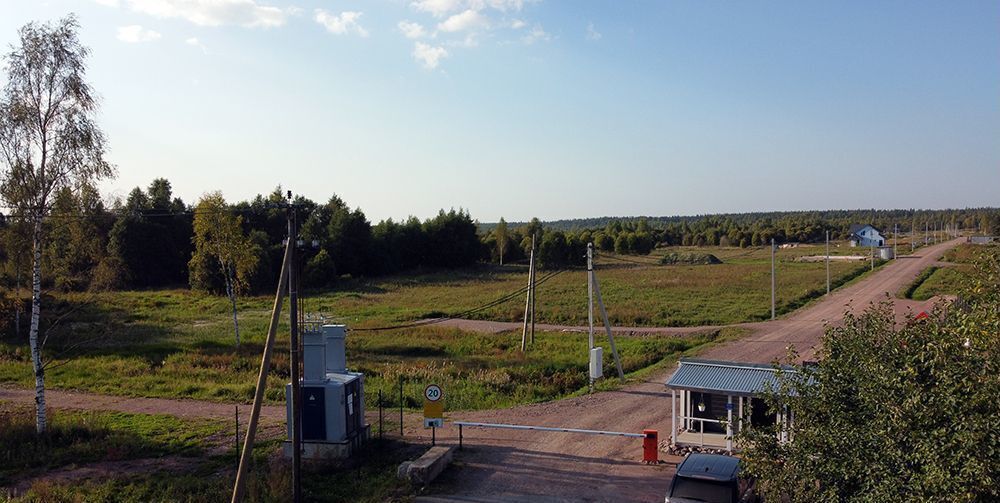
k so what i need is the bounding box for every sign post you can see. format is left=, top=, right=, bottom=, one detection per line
left=423, top=384, right=444, bottom=444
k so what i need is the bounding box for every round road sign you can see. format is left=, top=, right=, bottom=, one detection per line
left=424, top=384, right=443, bottom=402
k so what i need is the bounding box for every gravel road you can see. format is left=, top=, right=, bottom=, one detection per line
left=0, top=238, right=961, bottom=502
left=414, top=238, right=962, bottom=502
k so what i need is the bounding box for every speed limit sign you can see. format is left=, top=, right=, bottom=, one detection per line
left=424, top=384, right=443, bottom=402
left=423, top=384, right=444, bottom=428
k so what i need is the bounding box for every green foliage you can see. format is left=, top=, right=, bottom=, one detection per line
left=106, top=179, right=192, bottom=289
left=738, top=250, right=1000, bottom=502
left=188, top=192, right=258, bottom=295
left=659, top=252, right=722, bottom=265
left=303, top=249, right=336, bottom=288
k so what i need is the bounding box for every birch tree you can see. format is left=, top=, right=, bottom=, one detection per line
left=189, top=192, right=257, bottom=347
left=495, top=217, right=507, bottom=265
left=0, top=16, right=114, bottom=433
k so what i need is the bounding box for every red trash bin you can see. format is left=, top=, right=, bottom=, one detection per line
left=642, top=429, right=658, bottom=463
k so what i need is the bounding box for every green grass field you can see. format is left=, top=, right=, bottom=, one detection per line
left=902, top=243, right=995, bottom=301
left=0, top=243, right=871, bottom=410
left=1, top=401, right=414, bottom=502
left=0, top=403, right=225, bottom=486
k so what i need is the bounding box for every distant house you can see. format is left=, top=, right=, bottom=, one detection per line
left=969, top=236, right=996, bottom=245
left=848, top=224, right=884, bottom=247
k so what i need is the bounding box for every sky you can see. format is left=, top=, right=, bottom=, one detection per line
left=1, top=0, right=998, bottom=223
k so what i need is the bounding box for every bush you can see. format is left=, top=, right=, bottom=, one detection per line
left=659, top=252, right=722, bottom=265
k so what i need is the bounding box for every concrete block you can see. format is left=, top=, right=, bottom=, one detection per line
left=398, top=446, right=454, bottom=486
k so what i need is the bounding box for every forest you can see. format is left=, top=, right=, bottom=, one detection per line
left=1, top=177, right=998, bottom=299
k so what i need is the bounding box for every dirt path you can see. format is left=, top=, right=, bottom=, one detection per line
left=435, top=318, right=721, bottom=335
left=0, top=387, right=286, bottom=423
left=413, top=238, right=963, bottom=502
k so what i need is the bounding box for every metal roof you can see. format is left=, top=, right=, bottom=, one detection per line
left=665, top=358, right=799, bottom=396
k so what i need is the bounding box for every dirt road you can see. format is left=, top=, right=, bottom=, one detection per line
left=415, top=238, right=962, bottom=502
left=0, top=387, right=285, bottom=422
left=0, top=239, right=961, bottom=502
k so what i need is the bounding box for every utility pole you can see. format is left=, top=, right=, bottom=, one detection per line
left=520, top=234, right=535, bottom=352
left=893, top=224, right=897, bottom=259
left=825, top=231, right=830, bottom=295
left=587, top=243, right=594, bottom=352
left=231, top=238, right=292, bottom=503
left=591, top=261, right=624, bottom=383
left=287, top=194, right=302, bottom=503
left=925, top=221, right=928, bottom=245
left=587, top=243, right=595, bottom=392
left=870, top=243, right=875, bottom=271
left=530, top=233, right=536, bottom=346
left=770, top=238, right=776, bottom=320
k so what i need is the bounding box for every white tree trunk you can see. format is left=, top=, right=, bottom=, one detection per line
left=29, top=216, right=46, bottom=433
left=225, top=264, right=240, bottom=347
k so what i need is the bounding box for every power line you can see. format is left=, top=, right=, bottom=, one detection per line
left=352, top=269, right=567, bottom=332
left=594, top=252, right=663, bottom=266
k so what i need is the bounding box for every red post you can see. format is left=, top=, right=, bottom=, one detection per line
left=643, top=429, right=658, bottom=463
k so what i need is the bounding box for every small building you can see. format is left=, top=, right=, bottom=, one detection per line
left=665, top=358, right=800, bottom=452
left=848, top=224, right=885, bottom=248
left=878, top=246, right=894, bottom=260
left=969, top=236, right=996, bottom=245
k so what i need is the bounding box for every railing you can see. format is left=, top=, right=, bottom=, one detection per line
left=677, top=415, right=728, bottom=447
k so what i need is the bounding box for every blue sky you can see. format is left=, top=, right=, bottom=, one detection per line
left=2, top=1, right=998, bottom=222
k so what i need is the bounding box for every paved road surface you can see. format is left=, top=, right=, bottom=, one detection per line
left=414, top=238, right=962, bottom=502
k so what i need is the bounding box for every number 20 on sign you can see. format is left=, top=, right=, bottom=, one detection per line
left=423, top=384, right=444, bottom=428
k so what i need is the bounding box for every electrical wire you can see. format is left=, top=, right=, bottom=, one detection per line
left=594, top=252, right=663, bottom=266
left=351, top=268, right=568, bottom=332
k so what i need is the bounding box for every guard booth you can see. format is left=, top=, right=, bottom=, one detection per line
left=665, top=358, right=799, bottom=451
left=286, top=324, right=369, bottom=459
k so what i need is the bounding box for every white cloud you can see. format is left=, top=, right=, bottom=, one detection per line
left=94, top=0, right=120, bottom=6
left=117, top=25, right=161, bottom=43
left=509, top=19, right=526, bottom=29
left=481, top=0, right=525, bottom=11
left=446, top=33, right=479, bottom=48
left=411, top=0, right=464, bottom=17
left=185, top=36, right=208, bottom=53
left=521, top=24, right=549, bottom=44
left=586, top=22, right=601, bottom=41
left=397, top=20, right=427, bottom=39
left=438, top=9, right=488, bottom=32
left=412, top=42, right=448, bottom=69
left=315, top=10, right=369, bottom=37
left=122, top=0, right=289, bottom=28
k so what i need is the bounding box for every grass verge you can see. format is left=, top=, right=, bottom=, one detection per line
left=0, top=403, right=225, bottom=487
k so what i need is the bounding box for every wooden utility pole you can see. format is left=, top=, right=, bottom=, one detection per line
left=288, top=198, right=302, bottom=503
left=520, top=234, right=535, bottom=352
left=590, top=258, right=624, bottom=382
left=893, top=224, right=898, bottom=259
left=231, top=238, right=292, bottom=503
left=771, top=238, right=776, bottom=320
left=530, top=233, right=536, bottom=345
left=825, top=231, right=830, bottom=295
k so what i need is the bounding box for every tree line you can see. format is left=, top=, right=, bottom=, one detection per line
left=4, top=185, right=1000, bottom=296
left=0, top=181, right=490, bottom=296
left=491, top=208, right=1000, bottom=255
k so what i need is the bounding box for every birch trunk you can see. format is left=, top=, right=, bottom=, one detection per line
left=225, top=264, right=240, bottom=347
left=29, top=216, right=46, bottom=433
